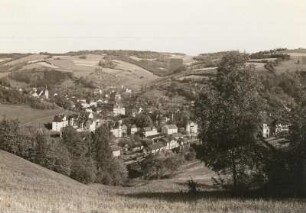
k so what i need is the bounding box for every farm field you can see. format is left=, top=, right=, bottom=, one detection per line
left=1, top=150, right=305, bottom=213
left=0, top=104, right=66, bottom=127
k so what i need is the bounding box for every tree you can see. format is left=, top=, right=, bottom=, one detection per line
left=93, top=125, right=127, bottom=185
left=135, top=113, right=153, bottom=128
left=35, top=132, right=71, bottom=176
left=0, top=119, right=20, bottom=154
left=70, top=157, right=97, bottom=184
left=286, top=101, right=306, bottom=196
left=61, top=126, right=88, bottom=158
left=195, top=52, right=265, bottom=191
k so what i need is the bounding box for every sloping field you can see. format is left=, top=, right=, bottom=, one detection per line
left=4, top=54, right=49, bottom=66
left=1, top=150, right=306, bottom=213
left=0, top=104, right=65, bottom=127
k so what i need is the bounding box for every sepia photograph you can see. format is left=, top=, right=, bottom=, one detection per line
left=0, top=0, right=306, bottom=212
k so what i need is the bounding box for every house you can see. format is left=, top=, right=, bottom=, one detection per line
left=262, top=123, right=270, bottom=138
left=130, top=143, right=144, bottom=152
left=44, top=87, right=49, bottom=99
left=111, top=126, right=123, bottom=138
left=85, top=119, right=101, bottom=132
left=125, top=88, right=132, bottom=95
left=162, top=124, right=178, bottom=135
left=52, top=114, right=68, bottom=132
left=143, top=126, right=159, bottom=137
left=121, top=124, right=128, bottom=137
left=147, top=142, right=167, bottom=154
left=81, top=102, right=90, bottom=109
left=275, top=123, right=289, bottom=135
left=74, top=112, right=101, bottom=132
left=68, top=114, right=79, bottom=127
left=111, top=145, right=121, bottom=157
left=115, top=93, right=122, bottom=102
left=186, top=122, right=198, bottom=135
left=113, top=104, right=125, bottom=116
left=130, top=125, right=138, bottom=135
left=166, top=139, right=180, bottom=150
left=89, top=101, right=97, bottom=108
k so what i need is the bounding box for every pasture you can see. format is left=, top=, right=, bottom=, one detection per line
left=0, top=150, right=305, bottom=213
left=0, top=104, right=65, bottom=127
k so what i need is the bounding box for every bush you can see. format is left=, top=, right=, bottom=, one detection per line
left=27, top=98, right=56, bottom=110
left=185, top=147, right=196, bottom=161
left=187, top=179, right=198, bottom=194
left=98, top=59, right=116, bottom=69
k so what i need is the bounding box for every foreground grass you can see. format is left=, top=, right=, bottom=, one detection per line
left=0, top=150, right=305, bottom=213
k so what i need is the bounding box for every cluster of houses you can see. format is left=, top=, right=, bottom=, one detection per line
left=45, top=84, right=201, bottom=163
left=31, top=87, right=49, bottom=99
left=51, top=109, right=199, bottom=162
left=262, top=123, right=290, bottom=138
left=52, top=112, right=102, bottom=133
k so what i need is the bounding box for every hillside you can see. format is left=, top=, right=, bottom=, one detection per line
left=1, top=150, right=306, bottom=213
left=0, top=51, right=192, bottom=91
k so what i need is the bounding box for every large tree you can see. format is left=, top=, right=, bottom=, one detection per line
left=93, top=124, right=127, bottom=185
left=195, top=52, right=265, bottom=190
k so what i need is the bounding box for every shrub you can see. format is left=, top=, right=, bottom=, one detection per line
left=187, top=179, right=198, bottom=194
left=185, top=147, right=196, bottom=161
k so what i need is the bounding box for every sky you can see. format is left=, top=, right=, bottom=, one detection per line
left=0, top=0, right=305, bottom=55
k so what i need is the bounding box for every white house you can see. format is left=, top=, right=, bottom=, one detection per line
left=111, top=126, right=123, bottom=138
left=113, top=104, right=125, bottom=116
left=130, top=125, right=138, bottom=135
left=81, top=102, right=90, bottom=109
left=162, top=124, right=178, bottom=135
left=89, top=101, right=97, bottom=108
left=275, top=123, right=289, bottom=135
left=143, top=126, right=159, bottom=137
left=262, top=123, right=270, bottom=138
left=111, top=146, right=121, bottom=157
left=44, top=87, right=49, bottom=99
left=52, top=114, right=68, bottom=132
left=186, top=122, right=198, bottom=135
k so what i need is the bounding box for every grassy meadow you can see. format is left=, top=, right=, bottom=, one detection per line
left=0, top=104, right=66, bottom=128
left=0, top=150, right=305, bottom=213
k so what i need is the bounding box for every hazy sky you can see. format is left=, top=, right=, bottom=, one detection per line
left=0, top=0, right=305, bottom=55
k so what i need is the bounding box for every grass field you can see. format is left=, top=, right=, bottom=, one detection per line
left=0, top=150, right=305, bottom=213
left=0, top=104, right=65, bottom=127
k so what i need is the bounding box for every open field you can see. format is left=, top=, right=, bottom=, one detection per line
left=1, top=53, right=160, bottom=89
left=3, top=54, right=49, bottom=66
left=0, top=104, right=66, bottom=127
left=274, top=59, right=306, bottom=73
left=0, top=150, right=305, bottom=213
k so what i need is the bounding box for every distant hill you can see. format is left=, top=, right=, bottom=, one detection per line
left=0, top=50, right=194, bottom=90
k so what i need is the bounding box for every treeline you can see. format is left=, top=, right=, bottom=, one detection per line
left=9, top=69, right=73, bottom=88
left=250, top=48, right=290, bottom=60
left=0, top=120, right=127, bottom=185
